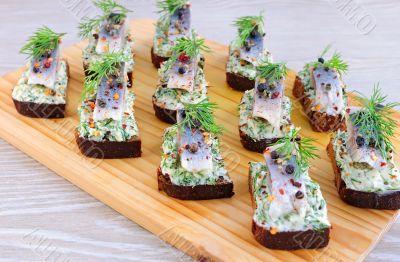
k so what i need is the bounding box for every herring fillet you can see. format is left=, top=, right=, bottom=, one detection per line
left=93, top=64, right=127, bottom=121
left=239, top=32, right=263, bottom=65
left=178, top=126, right=213, bottom=173
left=95, top=19, right=127, bottom=54
left=27, top=48, right=60, bottom=90
left=311, top=67, right=345, bottom=115
left=346, top=107, right=385, bottom=169
left=252, top=79, right=284, bottom=129
left=168, top=6, right=191, bottom=44
left=264, top=149, right=307, bottom=221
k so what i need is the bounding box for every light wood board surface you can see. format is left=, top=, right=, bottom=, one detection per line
left=0, top=1, right=399, bottom=261
left=0, top=19, right=399, bottom=262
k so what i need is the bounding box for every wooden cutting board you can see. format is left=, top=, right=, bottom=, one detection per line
left=0, top=19, right=398, bottom=262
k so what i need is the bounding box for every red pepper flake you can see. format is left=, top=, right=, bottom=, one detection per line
left=178, top=148, right=183, bottom=154
left=271, top=92, right=280, bottom=99
left=316, top=74, right=321, bottom=78
left=279, top=188, right=284, bottom=195
left=179, top=53, right=190, bottom=62
left=122, top=124, right=127, bottom=129
left=346, top=108, right=351, bottom=113
left=333, top=106, right=338, bottom=111
left=336, top=92, right=340, bottom=97
left=380, top=162, right=387, bottom=167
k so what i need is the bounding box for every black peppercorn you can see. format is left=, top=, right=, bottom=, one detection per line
left=318, top=57, right=325, bottom=64
left=178, top=66, right=186, bottom=74
left=356, top=136, right=365, bottom=147
left=257, top=83, right=267, bottom=92
left=97, top=99, right=107, bottom=108
left=295, top=191, right=304, bottom=199
left=285, top=164, right=295, bottom=175
left=271, top=150, right=279, bottom=159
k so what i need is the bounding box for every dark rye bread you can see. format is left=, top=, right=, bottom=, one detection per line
left=12, top=99, right=65, bottom=118
left=239, top=129, right=279, bottom=153
left=75, top=130, right=141, bottom=159
left=12, top=59, right=69, bottom=119
left=83, top=60, right=133, bottom=88
left=293, top=76, right=346, bottom=133
left=157, top=168, right=234, bottom=200
left=152, top=99, right=177, bottom=124
left=327, top=141, right=400, bottom=209
left=151, top=47, right=169, bottom=69
left=248, top=168, right=330, bottom=250
left=226, top=71, right=255, bottom=92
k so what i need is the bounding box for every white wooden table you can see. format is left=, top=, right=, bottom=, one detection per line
left=0, top=0, right=399, bottom=261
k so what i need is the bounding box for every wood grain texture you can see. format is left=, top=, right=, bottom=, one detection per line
left=0, top=19, right=399, bottom=262
left=0, top=1, right=399, bottom=261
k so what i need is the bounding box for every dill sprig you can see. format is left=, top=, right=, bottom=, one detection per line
left=273, top=128, right=318, bottom=179
left=20, top=26, right=66, bottom=59
left=310, top=46, right=349, bottom=75
left=350, top=85, right=399, bottom=159
left=79, top=0, right=131, bottom=39
left=173, top=31, right=210, bottom=58
left=81, top=51, right=129, bottom=99
left=164, top=31, right=210, bottom=69
left=233, top=13, right=264, bottom=46
left=157, top=0, right=187, bottom=16
left=178, top=99, right=224, bottom=136
left=156, top=0, right=188, bottom=31
left=257, top=61, right=288, bottom=83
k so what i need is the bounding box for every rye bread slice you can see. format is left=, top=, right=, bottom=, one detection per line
left=151, top=47, right=169, bottom=69
left=83, top=60, right=133, bottom=88
left=157, top=168, right=234, bottom=200
left=248, top=167, right=330, bottom=250
left=152, top=99, right=177, bottom=124
left=12, top=59, right=69, bottom=119
left=239, top=129, right=279, bottom=153
left=293, top=76, right=346, bottom=133
left=12, top=99, right=66, bottom=118
left=75, top=130, right=141, bottom=159
left=226, top=71, right=255, bottom=92
left=327, top=141, right=400, bottom=209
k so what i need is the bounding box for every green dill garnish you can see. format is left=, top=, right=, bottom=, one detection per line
left=157, top=0, right=187, bottom=16
left=177, top=99, right=224, bottom=136
left=78, top=0, right=131, bottom=39
left=309, top=46, right=349, bottom=75
left=257, top=60, right=288, bottom=83
left=156, top=0, right=188, bottom=31
left=273, top=128, right=318, bottom=179
left=173, top=31, right=209, bottom=58
left=350, top=84, right=399, bottom=159
left=233, top=13, right=264, bottom=46
left=163, top=31, right=210, bottom=69
left=20, top=26, right=66, bottom=59
left=81, top=51, right=129, bottom=99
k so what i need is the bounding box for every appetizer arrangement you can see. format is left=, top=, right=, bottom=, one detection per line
left=249, top=128, right=330, bottom=250
left=12, top=26, right=69, bottom=118
left=7, top=1, right=400, bottom=254
left=226, top=14, right=272, bottom=92
left=327, top=86, right=400, bottom=209
left=152, top=33, right=208, bottom=124
left=293, top=47, right=348, bottom=132
left=158, top=100, right=234, bottom=200
left=76, top=52, right=141, bottom=159
left=239, top=61, right=292, bottom=153
left=79, top=0, right=134, bottom=87
left=152, top=0, right=192, bottom=68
